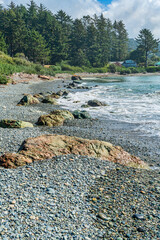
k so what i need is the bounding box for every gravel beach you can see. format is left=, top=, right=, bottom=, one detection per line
left=0, top=78, right=159, bottom=240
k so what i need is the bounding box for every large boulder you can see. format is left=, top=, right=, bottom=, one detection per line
left=72, top=110, right=91, bottom=119
left=87, top=99, right=107, bottom=107
left=0, top=120, right=33, bottom=128
left=0, top=135, right=149, bottom=169
left=17, top=94, right=40, bottom=106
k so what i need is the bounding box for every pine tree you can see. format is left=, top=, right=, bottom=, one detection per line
left=26, top=30, right=50, bottom=63
left=136, top=28, right=159, bottom=67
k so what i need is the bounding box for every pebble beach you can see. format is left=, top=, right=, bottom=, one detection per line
left=0, top=76, right=159, bottom=240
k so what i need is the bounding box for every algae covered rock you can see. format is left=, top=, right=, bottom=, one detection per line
left=50, top=110, right=74, bottom=120
left=37, top=114, right=64, bottom=127
left=17, top=94, right=40, bottom=106
left=37, top=110, right=74, bottom=127
left=42, top=95, right=58, bottom=104
left=0, top=120, right=33, bottom=128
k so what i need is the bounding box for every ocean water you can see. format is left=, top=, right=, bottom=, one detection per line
left=58, top=75, right=160, bottom=137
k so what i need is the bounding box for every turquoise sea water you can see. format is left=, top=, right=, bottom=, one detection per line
left=58, top=75, right=160, bottom=137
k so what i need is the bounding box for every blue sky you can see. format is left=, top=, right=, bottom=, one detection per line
left=1, top=0, right=160, bottom=38
left=98, top=0, right=112, bottom=5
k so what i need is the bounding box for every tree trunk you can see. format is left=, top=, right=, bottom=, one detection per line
left=145, top=51, right=148, bottom=68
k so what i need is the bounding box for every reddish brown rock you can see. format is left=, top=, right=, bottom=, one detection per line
left=0, top=153, right=32, bottom=168
left=0, top=135, right=149, bottom=169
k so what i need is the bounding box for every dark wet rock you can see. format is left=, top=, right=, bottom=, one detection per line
left=72, top=110, right=91, bottom=119
left=71, top=75, right=82, bottom=80
left=87, top=99, right=107, bottom=107
left=56, top=89, right=69, bottom=96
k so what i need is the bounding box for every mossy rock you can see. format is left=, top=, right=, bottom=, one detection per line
left=42, top=96, right=58, bottom=104
left=17, top=94, right=40, bottom=106
left=0, top=120, right=33, bottom=128
left=37, top=114, right=64, bottom=127
left=50, top=110, right=74, bottom=120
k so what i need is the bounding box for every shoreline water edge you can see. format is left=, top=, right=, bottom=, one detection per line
left=0, top=75, right=159, bottom=239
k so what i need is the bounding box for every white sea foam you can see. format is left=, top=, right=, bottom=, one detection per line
left=58, top=76, right=160, bottom=137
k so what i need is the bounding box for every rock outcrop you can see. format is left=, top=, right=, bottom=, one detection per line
left=0, top=134, right=149, bottom=169
left=0, top=120, right=33, bottom=128
left=17, top=94, right=40, bottom=106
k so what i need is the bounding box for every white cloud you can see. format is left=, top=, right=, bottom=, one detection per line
left=2, top=0, right=102, bottom=18
left=104, top=0, right=160, bottom=38
left=2, top=0, right=160, bottom=38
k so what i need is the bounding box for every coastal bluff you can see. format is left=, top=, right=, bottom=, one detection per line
left=0, top=134, right=148, bottom=169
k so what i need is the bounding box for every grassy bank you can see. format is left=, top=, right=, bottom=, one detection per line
left=1, top=51, right=160, bottom=84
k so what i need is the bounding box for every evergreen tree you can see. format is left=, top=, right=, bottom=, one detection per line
left=26, top=30, right=50, bottom=63
left=69, top=19, right=87, bottom=66
left=136, top=28, right=159, bottom=67
left=0, top=32, right=7, bottom=53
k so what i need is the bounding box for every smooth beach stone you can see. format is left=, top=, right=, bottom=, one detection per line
left=46, top=188, right=55, bottom=195
left=137, top=227, right=145, bottom=232
left=132, top=214, right=145, bottom=220
left=97, top=212, right=111, bottom=221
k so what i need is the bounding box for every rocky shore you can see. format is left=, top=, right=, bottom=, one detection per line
left=0, top=77, right=159, bottom=239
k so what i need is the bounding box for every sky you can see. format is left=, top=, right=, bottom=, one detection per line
left=1, top=0, right=160, bottom=38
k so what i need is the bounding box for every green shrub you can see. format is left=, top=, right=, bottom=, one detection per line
left=49, top=65, right=62, bottom=71
left=61, top=63, right=83, bottom=72
left=0, top=51, right=14, bottom=64
left=0, top=74, right=8, bottom=84
left=13, top=57, right=31, bottom=66
left=108, top=64, right=117, bottom=73
left=129, top=67, right=140, bottom=73
left=34, top=64, right=44, bottom=72
left=146, top=66, right=160, bottom=72
left=14, top=53, right=26, bottom=59
left=120, top=68, right=131, bottom=75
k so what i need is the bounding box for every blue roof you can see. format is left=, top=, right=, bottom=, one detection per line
left=124, top=60, right=136, bottom=64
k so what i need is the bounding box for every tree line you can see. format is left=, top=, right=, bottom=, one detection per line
left=0, top=1, right=128, bottom=67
